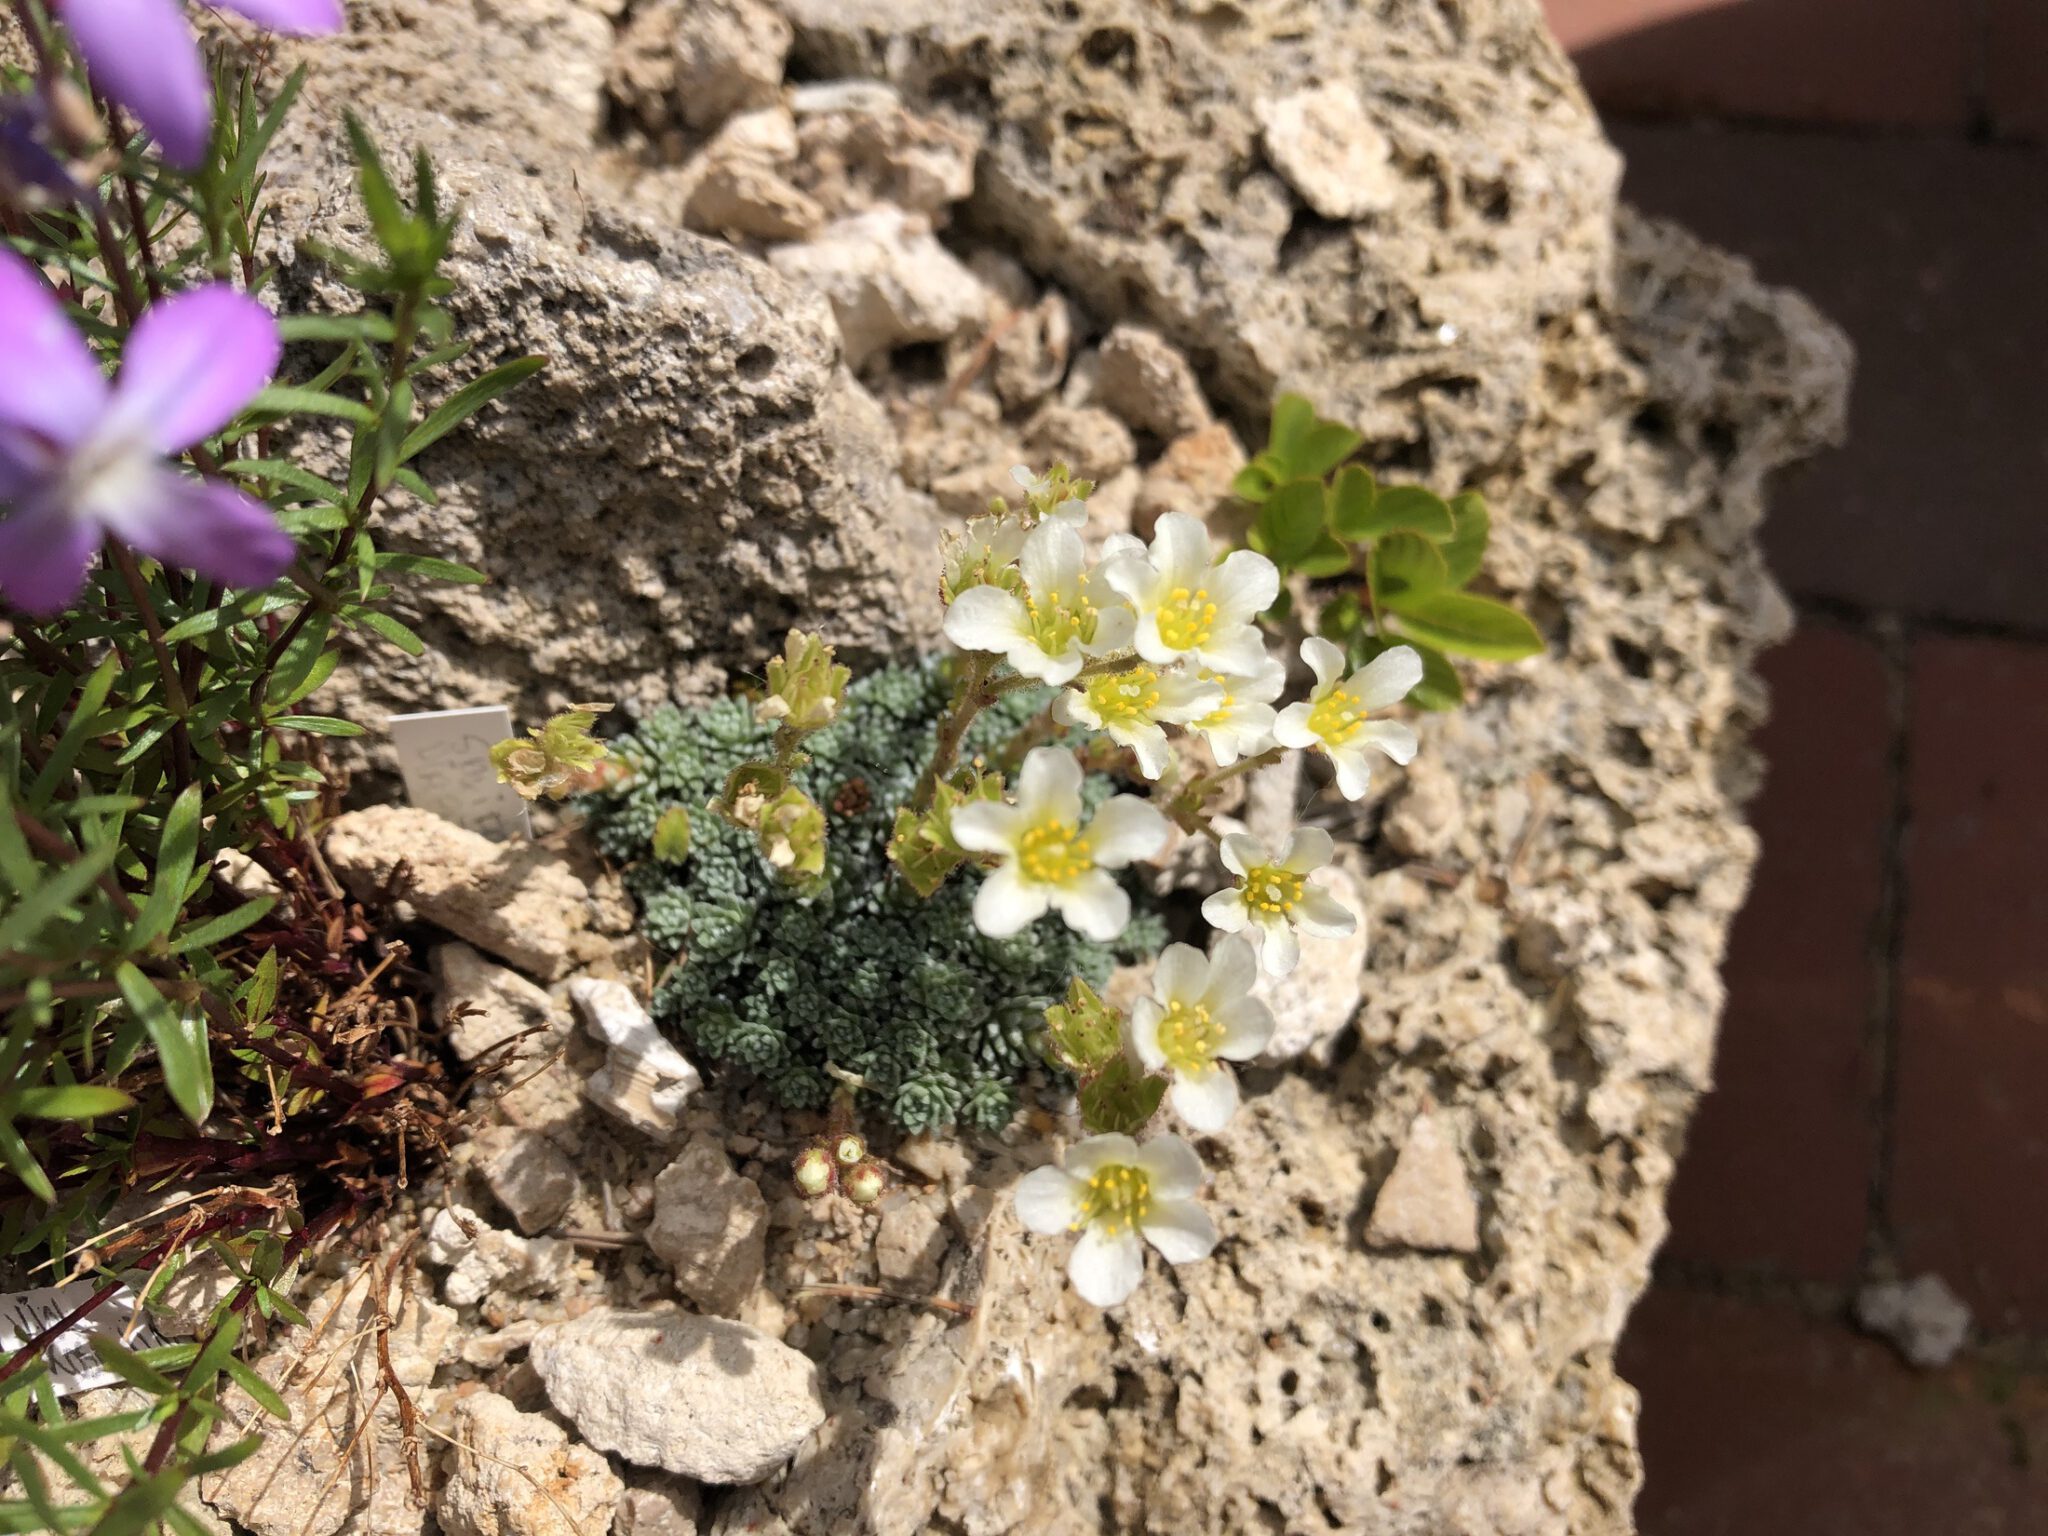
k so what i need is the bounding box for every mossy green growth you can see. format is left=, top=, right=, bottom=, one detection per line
left=582, top=661, right=1166, bottom=1134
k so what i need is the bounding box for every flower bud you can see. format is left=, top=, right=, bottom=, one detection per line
left=833, top=1133, right=867, bottom=1167
left=842, top=1159, right=888, bottom=1206
left=759, top=787, right=827, bottom=884
left=793, top=1145, right=836, bottom=1197
left=757, top=630, right=850, bottom=734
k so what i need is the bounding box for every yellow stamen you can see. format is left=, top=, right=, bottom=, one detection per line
left=1240, top=863, right=1305, bottom=919
left=1157, top=998, right=1225, bottom=1073
left=1017, top=818, right=1091, bottom=885
left=1074, top=1163, right=1152, bottom=1235
left=1156, top=584, right=1219, bottom=651
left=1084, top=665, right=1163, bottom=726
left=1306, top=685, right=1368, bottom=745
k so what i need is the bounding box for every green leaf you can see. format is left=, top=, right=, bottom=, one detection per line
left=1292, top=531, right=1353, bottom=578
left=276, top=312, right=397, bottom=344
left=1266, top=393, right=1317, bottom=463
left=0, top=836, right=119, bottom=956
left=241, top=386, right=374, bottom=427
left=27, top=656, right=119, bottom=806
left=1407, top=641, right=1466, bottom=711
left=221, top=1356, right=289, bottom=1421
left=1439, top=490, right=1491, bottom=587
left=115, top=965, right=214, bottom=1126
left=87, top=1338, right=175, bottom=1396
left=1326, top=464, right=1378, bottom=541
left=11, top=1086, right=133, bottom=1121
left=1263, top=392, right=1362, bottom=480
left=1249, top=478, right=1327, bottom=566
left=1387, top=590, right=1543, bottom=660
left=168, top=897, right=276, bottom=955
left=354, top=609, right=425, bottom=657
left=1353, top=484, right=1456, bottom=541
left=267, top=715, right=365, bottom=737
left=1077, top=1057, right=1167, bottom=1137
left=1317, top=591, right=1366, bottom=643
left=0, top=1133, right=55, bottom=1204
left=1370, top=532, right=1449, bottom=601
left=399, top=356, right=545, bottom=461
left=372, top=552, right=487, bottom=585
left=132, top=783, right=203, bottom=947
left=1292, top=419, right=1363, bottom=479
left=1229, top=458, right=1283, bottom=505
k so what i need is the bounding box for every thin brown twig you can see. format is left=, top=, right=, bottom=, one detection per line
left=791, top=1282, right=975, bottom=1319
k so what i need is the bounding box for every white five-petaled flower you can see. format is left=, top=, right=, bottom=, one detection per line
left=1186, top=652, right=1287, bottom=767
left=1014, top=1132, right=1218, bottom=1307
left=1052, top=664, right=1223, bottom=779
left=950, top=747, right=1167, bottom=941
left=1273, top=638, right=1422, bottom=799
left=1101, top=512, right=1278, bottom=676
left=1201, top=826, right=1358, bottom=976
left=1129, top=937, right=1275, bottom=1131
left=943, top=519, right=1134, bottom=684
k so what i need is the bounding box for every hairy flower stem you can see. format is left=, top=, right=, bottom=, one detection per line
left=910, top=652, right=996, bottom=812
left=1167, top=745, right=1286, bottom=833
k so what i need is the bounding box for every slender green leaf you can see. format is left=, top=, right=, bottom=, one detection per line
left=221, top=1357, right=288, bottom=1421
left=399, top=355, right=544, bottom=461
left=372, top=553, right=486, bottom=585
left=86, top=1339, right=175, bottom=1396
left=168, top=896, right=276, bottom=955
left=114, top=965, right=214, bottom=1125
left=355, top=609, right=424, bottom=656
left=0, top=1134, right=55, bottom=1204
left=267, top=716, right=364, bottom=737
left=1387, top=590, right=1544, bottom=660
left=129, top=784, right=202, bottom=947
left=241, top=386, right=374, bottom=427
left=0, top=838, right=120, bottom=955
left=27, top=656, right=119, bottom=805
left=11, top=1086, right=133, bottom=1121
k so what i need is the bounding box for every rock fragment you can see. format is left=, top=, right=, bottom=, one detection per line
left=437, top=1392, right=623, bottom=1536
left=433, top=943, right=567, bottom=1068
left=1133, top=422, right=1245, bottom=539
left=1366, top=1110, right=1482, bottom=1254
left=1093, top=324, right=1211, bottom=439
left=1255, top=82, right=1399, bottom=222
left=569, top=977, right=702, bottom=1139
left=529, top=1308, right=826, bottom=1483
left=422, top=1206, right=573, bottom=1308
left=611, top=0, right=789, bottom=134
left=646, top=1134, right=769, bottom=1316
left=325, top=806, right=594, bottom=980
left=769, top=208, right=991, bottom=370
left=612, top=1479, right=704, bottom=1536
left=472, top=1123, right=581, bottom=1235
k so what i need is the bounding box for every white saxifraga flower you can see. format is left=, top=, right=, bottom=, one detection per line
left=1129, top=937, right=1274, bottom=1131
left=950, top=747, right=1167, bottom=941
left=1201, top=826, right=1358, bottom=976
left=1010, top=463, right=1088, bottom=528
left=1052, top=664, right=1223, bottom=779
left=1187, top=653, right=1287, bottom=766
left=1273, top=638, right=1422, bottom=799
left=943, top=519, right=1134, bottom=684
left=1101, top=512, right=1278, bottom=676
left=1014, top=1132, right=1218, bottom=1307
left=939, top=512, right=1028, bottom=602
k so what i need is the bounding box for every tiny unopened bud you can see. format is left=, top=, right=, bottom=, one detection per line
left=793, top=1146, right=835, bottom=1197
left=757, top=629, right=850, bottom=734
left=833, top=1133, right=866, bottom=1167
left=843, top=1159, right=887, bottom=1206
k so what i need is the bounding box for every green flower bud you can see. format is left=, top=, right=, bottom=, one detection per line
left=759, top=787, right=827, bottom=885
left=757, top=629, right=850, bottom=734
left=843, top=1159, right=887, bottom=1206
left=833, top=1133, right=867, bottom=1167
left=794, top=1145, right=836, bottom=1197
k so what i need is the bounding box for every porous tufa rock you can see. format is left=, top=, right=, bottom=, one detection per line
left=646, top=1133, right=770, bottom=1316
left=569, top=976, right=703, bottom=1140
left=1092, top=323, right=1213, bottom=440
left=768, top=207, right=992, bottom=370
left=1366, top=1109, right=1483, bottom=1254
left=1254, top=81, right=1400, bottom=221
left=437, top=1392, right=623, bottom=1536
left=529, top=1307, right=826, bottom=1483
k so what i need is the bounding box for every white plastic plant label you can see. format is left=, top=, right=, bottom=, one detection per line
left=388, top=706, right=532, bottom=842
left=0, top=1280, right=171, bottom=1398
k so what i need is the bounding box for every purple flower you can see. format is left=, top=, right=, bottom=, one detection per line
left=57, top=0, right=346, bottom=169
left=0, top=249, right=294, bottom=616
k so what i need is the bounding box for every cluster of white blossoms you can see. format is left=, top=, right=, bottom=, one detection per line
left=935, top=475, right=1429, bottom=1307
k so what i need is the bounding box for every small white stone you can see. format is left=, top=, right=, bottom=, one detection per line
left=1366, top=1109, right=1481, bottom=1254
left=1855, top=1274, right=1972, bottom=1369
left=768, top=209, right=991, bottom=370
left=569, top=977, right=701, bottom=1141
left=1255, top=82, right=1399, bottom=221
left=437, top=1392, right=622, bottom=1536
left=646, top=1134, right=769, bottom=1316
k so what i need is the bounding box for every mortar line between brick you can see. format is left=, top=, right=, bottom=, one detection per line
left=1798, top=593, right=2048, bottom=648
left=1859, top=614, right=1913, bottom=1280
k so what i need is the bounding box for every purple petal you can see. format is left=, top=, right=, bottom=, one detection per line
left=206, top=0, right=345, bottom=34
left=62, top=0, right=212, bottom=168
left=109, top=285, right=280, bottom=453
left=0, top=498, right=99, bottom=616
left=100, top=465, right=293, bottom=588
left=0, top=247, right=109, bottom=446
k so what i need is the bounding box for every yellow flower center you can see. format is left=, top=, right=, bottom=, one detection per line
left=1084, top=665, right=1163, bottom=726
left=1155, top=585, right=1219, bottom=651
left=1194, top=672, right=1237, bottom=730
left=1306, top=685, right=1368, bottom=745
left=1024, top=573, right=1100, bottom=657
left=1074, top=1163, right=1152, bottom=1235
left=1240, top=863, right=1305, bottom=918
left=1157, top=998, right=1225, bottom=1073
left=1017, top=819, right=1091, bottom=885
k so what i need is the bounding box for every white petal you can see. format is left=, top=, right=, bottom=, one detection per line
left=1280, top=825, right=1335, bottom=873
left=1085, top=796, right=1168, bottom=867
left=1210, top=549, right=1279, bottom=619
left=1201, top=934, right=1259, bottom=1006
left=1260, top=921, right=1301, bottom=976
left=1201, top=887, right=1251, bottom=933
left=1011, top=464, right=1036, bottom=489
left=1016, top=746, right=1086, bottom=824
left=1013, top=643, right=1084, bottom=686
left=1123, top=722, right=1170, bottom=780
left=1214, top=997, right=1276, bottom=1058
left=944, top=584, right=1030, bottom=655
left=972, top=865, right=1050, bottom=937
left=1140, top=1196, right=1219, bottom=1264
left=1194, top=625, right=1270, bottom=678
left=1020, top=519, right=1084, bottom=603
left=1148, top=512, right=1211, bottom=587
left=1014, top=1166, right=1084, bottom=1233
left=1131, top=610, right=1178, bottom=666
left=1330, top=748, right=1374, bottom=801
left=1098, top=532, right=1147, bottom=564
left=1272, top=702, right=1317, bottom=750
left=1294, top=883, right=1358, bottom=939
left=1154, top=670, right=1226, bottom=722
left=1128, top=998, right=1166, bottom=1071
left=1098, top=552, right=1155, bottom=606
left=1085, top=600, right=1137, bottom=655
left=1052, top=690, right=1095, bottom=728
left=1300, top=635, right=1346, bottom=692
left=1238, top=654, right=1289, bottom=703
left=1131, top=1133, right=1206, bottom=1199
left=1354, top=643, right=1424, bottom=710
left=1152, top=942, right=1207, bottom=1006
left=948, top=800, right=1025, bottom=855
left=1168, top=1067, right=1240, bottom=1132
left=1065, top=1133, right=1142, bottom=1181
left=1355, top=718, right=1419, bottom=765
left=1069, top=1223, right=1146, bottom=1307
left=1052, top=870, right=1130, bottom=942
left=1218, top=832, right=1264, bottom=879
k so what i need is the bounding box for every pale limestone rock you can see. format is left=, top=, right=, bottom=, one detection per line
left=613, top=1479, right=704, bottom=1536
left=325, top=807, right=594, bottom=980
left=437, top=1393, right=622, bottom=1536
left=768, top=209, right=991, bottom=370
left=875, top=1194, right=949, bottom=1292
left=1366, top=1110, right=1482, bottom=1254
left=788, top=80, right=981, bottom=220
left=473, top=1123, right=581, bottom=1234
left=423, top=1206, right=572, bottom=1308
left=1021, top=402, right=1136, bottom=484
left=530, top=1308, right=825, bottom=1483
left=432, top=942, right=567, bottom=1068
left=646, top=1134, right=769, bottom=1316
left=1255, top=81, right=1400, bottom=221
left=569, top=977, right=701, bottom=1140
left=1382, top=753, right=1467, bottom=862
left=1092, top=324, right=1211, bottom=439
left=611, top=0, right=789, bottom=133
left=1133, top=421, right=1246, bottom=539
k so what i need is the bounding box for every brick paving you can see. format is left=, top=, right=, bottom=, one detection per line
left=1539, top=2, right=2048, bottom=1529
